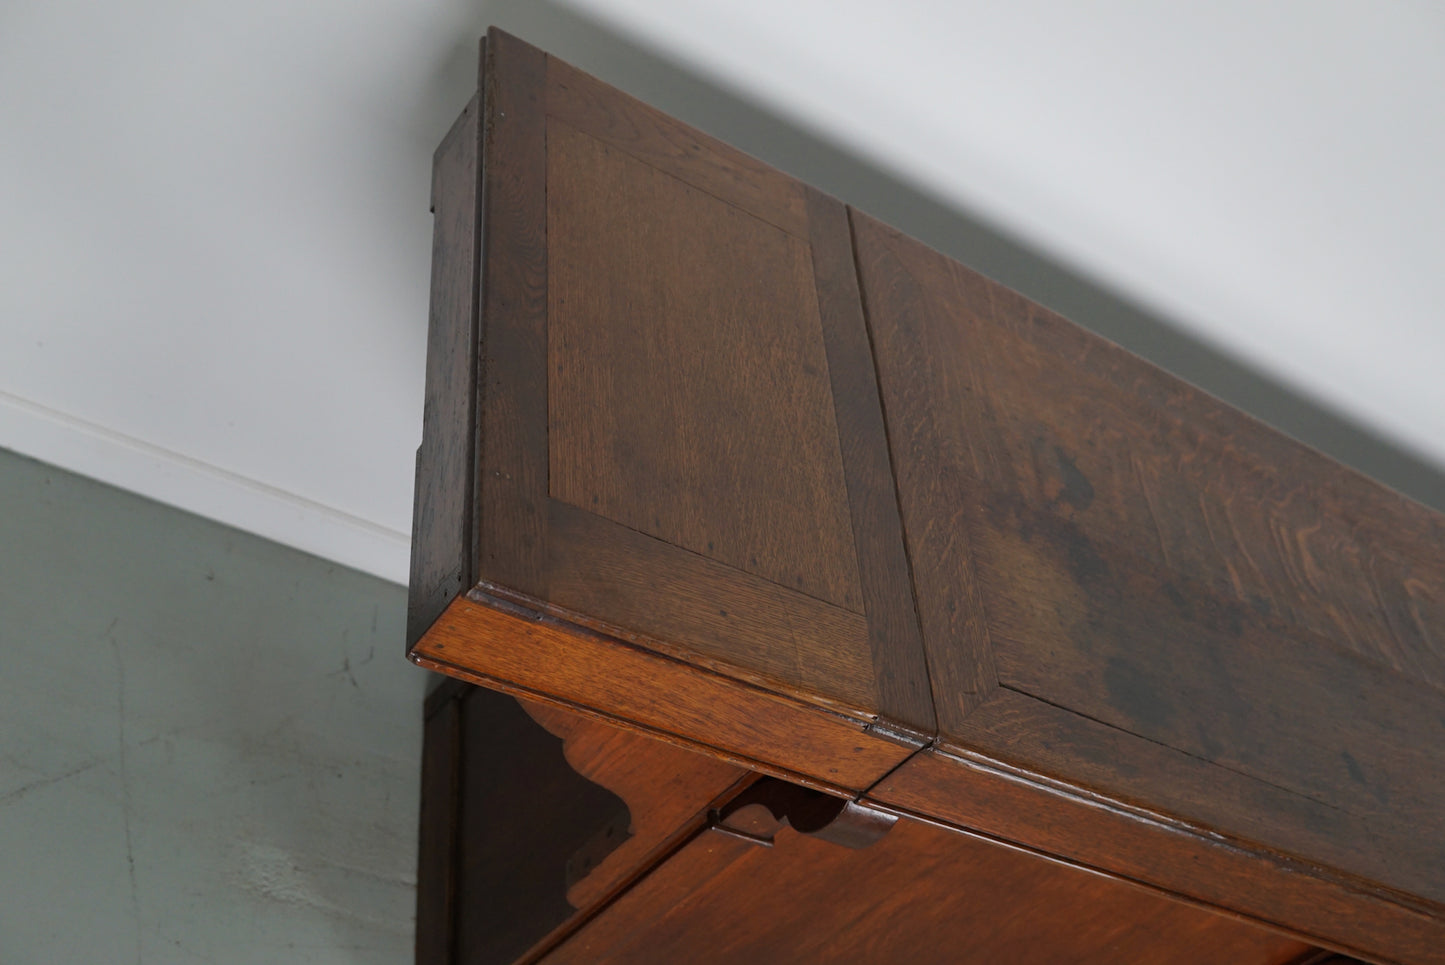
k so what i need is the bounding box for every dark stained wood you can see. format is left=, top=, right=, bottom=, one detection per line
left=982, top=519, right=1445, bottom=894
left=413, top=592, right=917, bottom=792
left=546, top=119, right=863, bottom=611
left=408, top=89, right=480, bottom=648
left=855, top=207, right=1445, bottom=689
left=854, top=208, right=1445, bottom=962
left=808, top=189, right=935, bottom=735
left=425, top=26, right=936, bottom=740
left=475, top=28, right=549, bottom=596
left=543, top=500, right=875, bottom=711
left=422, top=684, right=751, bottom=965
left=545, top=55, right=809, bottom=238
left=444, top=684, right=632, bottom=965
left=542, top=813, right=1314, bottom=965
left=941, top=688, right=1406, bottom=899
left=415, top=680, right=463, bottom=965
left=412, top=29, right=1445, bottom=965
left=846, top=205, right=998, bottom=722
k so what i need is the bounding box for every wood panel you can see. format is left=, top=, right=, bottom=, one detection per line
left=855, top=209, right=1445, bottom=690
left=415, top=681, right=462, bottom=965
left=979, top=511, right=1445, bottom=896
left=545, top=54, right=808, bottom=238
left=805, top=189, right=935, bottom=734
left=546, top=118, right=862, bottom=611
left=419, top=27, right=934, bottom=739
left=855, top=208, right=1445, bottom=962
left=411, top=29, right=1445, bottom=965
left=542, top=815, right=1314, bottom=965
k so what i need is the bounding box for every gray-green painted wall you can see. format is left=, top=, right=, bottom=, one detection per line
left=0, top=448, right=424, bottom=963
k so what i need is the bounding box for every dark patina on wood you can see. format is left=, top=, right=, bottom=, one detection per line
left=410, top=27, right=1443, bottom=965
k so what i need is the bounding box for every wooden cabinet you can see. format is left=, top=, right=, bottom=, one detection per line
left=408, top=28, right=1443, bottom=965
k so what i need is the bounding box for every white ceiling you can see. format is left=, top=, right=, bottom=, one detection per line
left=3, top=0, right=1443, bottom=585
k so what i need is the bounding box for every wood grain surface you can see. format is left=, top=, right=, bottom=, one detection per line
left=546, top=119, right=862, bottom=611
left=409, top=29, right=1445, bottom=965
left=545, top=55, right=808, bottom=238
left=475, top=28, right=549, bottom=595
left=413, top=592, right=917, bottom=792
left=407, top=91, right=480, bottom=648
left=418, top=682, right=633, bottom=965
left=871, top=748, right=1438, bottom=965
left=542, top=814, right=1313, bottom=965
left=855, top=208, right=1445, bottom=962
left=426, top=27, right=935, bottom=740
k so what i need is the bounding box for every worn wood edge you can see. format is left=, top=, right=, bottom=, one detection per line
left=483, top=567, right=906, bottom=731
left=466, top=34, right=488, bottom=616
left=805, top=187, right=938, bottom=738
left=872, top=744, right=1441, bottom=965
left=933, top=721, right=1445, bottom=917
left=475, top=25, right=550, bottom=596
left=409, top=591, right=923, bottom=792
left=407, top=87, right=482, bottom=651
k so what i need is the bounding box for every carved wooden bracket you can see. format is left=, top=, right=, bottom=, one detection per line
left=712, top=777, right=899, bottom=850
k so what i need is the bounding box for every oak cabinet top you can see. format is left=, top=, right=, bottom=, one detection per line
left=409, top=28, right=1445, bottom=965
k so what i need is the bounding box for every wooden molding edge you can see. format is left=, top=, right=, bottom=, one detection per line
left=409, top=590, right=921, bottom=793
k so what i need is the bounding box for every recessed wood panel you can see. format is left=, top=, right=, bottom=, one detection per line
left=433, top=29, right=933, bottom=738
left=855, top=208, right=1445, bottom=960
left=547, top=120, right=863, bottom=612
left=543, top=817, right=1313, bottom=965
left=856, top=209, right=1445, bottom=690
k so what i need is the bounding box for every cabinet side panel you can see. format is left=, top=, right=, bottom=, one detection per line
left=408, top=92, right=480, bottom=648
